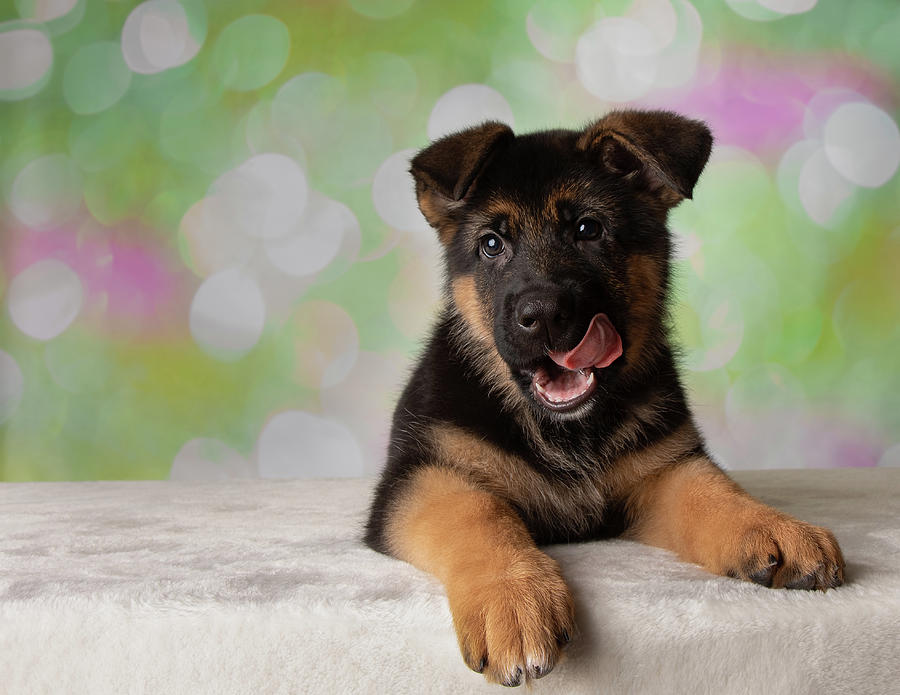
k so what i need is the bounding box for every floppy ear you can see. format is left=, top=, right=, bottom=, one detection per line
left=576, top=110, right=712, bottom=207
left=410, top=121, right=514, bottom=241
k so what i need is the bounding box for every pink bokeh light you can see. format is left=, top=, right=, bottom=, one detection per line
left=641, top=49, right=897, bottom=158
left=5, top=223, right=190, bottom=337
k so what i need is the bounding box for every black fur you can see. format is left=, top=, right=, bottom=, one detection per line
left=365, top=111, right=713, bottom=552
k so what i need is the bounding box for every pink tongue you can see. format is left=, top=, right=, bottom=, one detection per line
left=549, top=313, right=622, bottom=371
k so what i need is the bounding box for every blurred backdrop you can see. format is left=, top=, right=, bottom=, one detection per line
left=1, top=0, right=899, bottom=481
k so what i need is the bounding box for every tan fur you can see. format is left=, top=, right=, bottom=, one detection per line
left=534, top=183, right=585, bottom=235
left=626, top=458, right=845, bottom=589
left=451, top=201, right=523, bottom=251
left=622, top=254, right=664, bottom=376
left=575, top=111, right=706, bottom=208
left=430, top=423, right=606, bottom=538
left=448, top=270, right=679, bottom=466
left=386, top=113, right=846, bottom=689
left=478, top=200, right=522, bottom=231
left=544, top=182, right=583, bottom=210
left=604, top=420, right=702, bottom=500
left=451, top=275, right=494, bottom=345
left=429, top=420, right=702, bottom=545
left=416, top=185, right=455, bottom=243
left=411, top=121, right=513, bottom=240
left=449, top=276, right=533, bottom=421
left=386, top=465, right=575, bottom=685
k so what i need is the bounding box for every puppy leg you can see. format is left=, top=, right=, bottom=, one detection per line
left=627, top=458, right=845, bottom=590
left=386, top=466, right=575, bottom=686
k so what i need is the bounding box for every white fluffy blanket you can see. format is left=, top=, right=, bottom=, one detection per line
left=1, top=469, right=899, bottom=694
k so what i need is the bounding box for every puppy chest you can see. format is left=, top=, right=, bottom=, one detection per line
left=510, top=477, right=625, bottom=544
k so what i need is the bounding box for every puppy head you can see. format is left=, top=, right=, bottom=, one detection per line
left=411, top=110, right=712, bottom=418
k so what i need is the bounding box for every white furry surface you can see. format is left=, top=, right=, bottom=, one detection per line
left=1, top=469, right=899, bottom=695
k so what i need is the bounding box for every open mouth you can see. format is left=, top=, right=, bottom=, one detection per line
left=529, top=313, right=622, bottom=413
left=532, top=363, right=598, bottom=411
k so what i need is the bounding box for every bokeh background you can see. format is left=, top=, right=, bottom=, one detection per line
left=1, top=0, right=899, bottom=481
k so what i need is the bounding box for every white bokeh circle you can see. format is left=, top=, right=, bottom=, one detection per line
left=291, top=300, right=359, bottom=390
left=263, top=191, right=356, bottom=277
left=802, top=89, right=863, bottom=141
left=776, top=139, right=819, bottom=214
left=208, top=153, right=308, bottom=241
left=179, top=197, right=256, bottom=277
left=0, top=350, right=25, bottom=425
left=388, top=257, right=442, bottom=340
left=629, top=0, right=679, bottom=48
left=524, top=1, right=592, bottom=64
left=427, top=84, right=515, bottom=142
left=312, top=198, right=362, bottom=283
left=525, top=10, right=570, bottom=63
left=170, top=437, right=254, bottom=480
left=8, top=259, right=83, bottom=341
left=320, top=350, right=406, bottom=475
left=576, top=18, right=661, bottom=102
left=575, top=0, right=701, bottom=100
left=0, top=28, right=52, bottom=95
left=654, top=0, right=702, bottom=89
left=372, top=148, right=430, bottom=234
left=121, top=0, right=204, bottom=75
left=189, top=267, right=266, bottom=359
left=257, top=410, right=364, bottom=478
left=9, top=154, right=82, bottom=228
left=823, top=102, right=900, bottom=188
left=798, top=146, right=855, bottom=226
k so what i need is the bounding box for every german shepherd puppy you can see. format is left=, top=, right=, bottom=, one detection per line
left=364, top=110, right=845, bottom=687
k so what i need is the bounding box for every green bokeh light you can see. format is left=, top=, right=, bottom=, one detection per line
left=213, top=14, right=291, bottom=92
left=62, top=40, right=132, bottom=115
left=44, top=329, right=113, bottom=394
left=348, top=0, right=415, bottom=21
left=8, top=153, right=82, bottom=228
left=355, top=51, right=418, bottom=118
left=82, top=148, right=160, bottom=224
left=158, top=88, right=245, bottom=173
left=1, top=0, right=899, bottom=480
left=68, top=104, right=147, bottom=173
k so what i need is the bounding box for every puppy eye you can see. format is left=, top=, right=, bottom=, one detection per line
left=480, top=233, right=505, bottom=258
left=575, top=219, right=603, bottom=241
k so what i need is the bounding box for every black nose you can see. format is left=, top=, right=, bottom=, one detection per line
left=515, top=290, right=574, bottom=345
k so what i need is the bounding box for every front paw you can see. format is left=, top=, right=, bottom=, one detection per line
left=448, top=550, right=575, bottom=686
left=724, top=514, right=845, bottom=590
